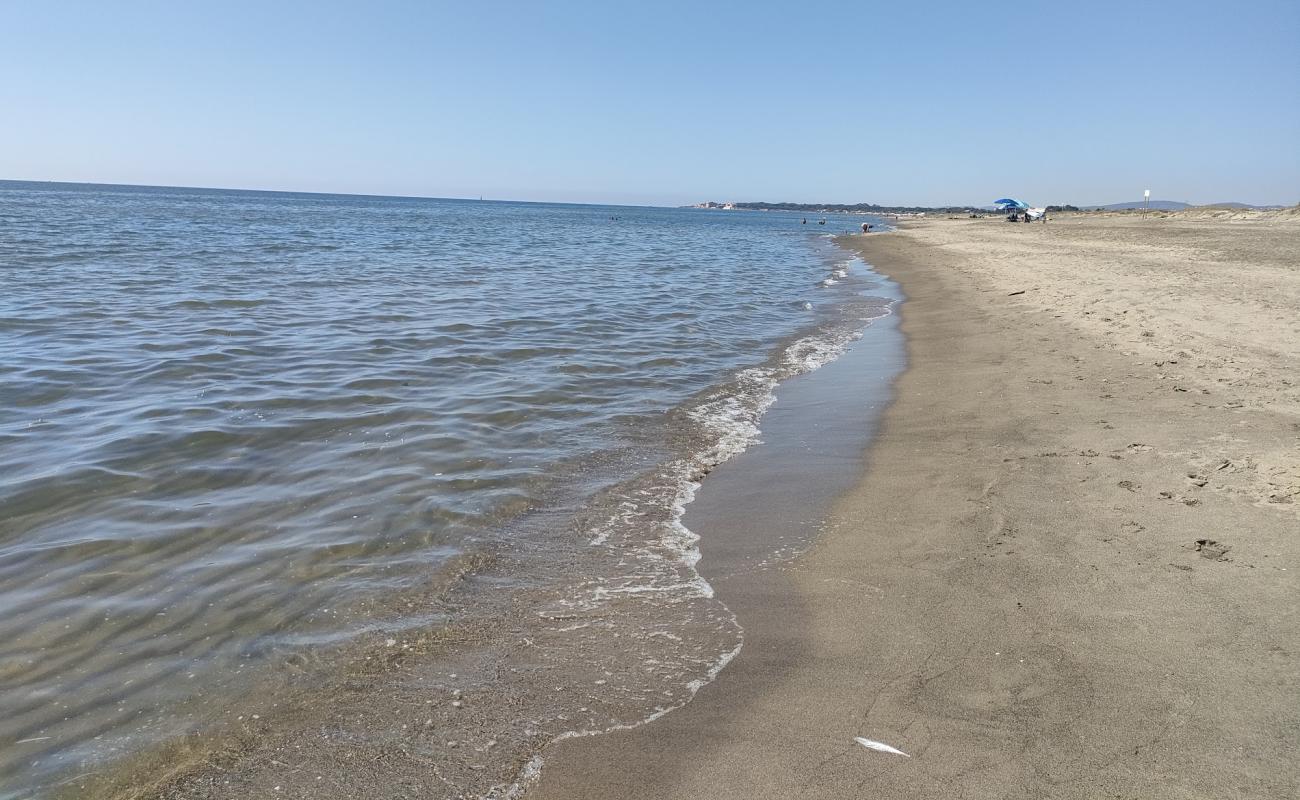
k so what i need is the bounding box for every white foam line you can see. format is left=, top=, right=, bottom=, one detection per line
left=558, top=639, right=746, bottom=738
left=553, top=622, right=591, bottom=633
left=484, top=639, right=745, bottom=800
left=484, top=754, right=544, bottom=799
left=493, top=278, right=898, bottom=799
left=589, top=582, right=707, bottom=598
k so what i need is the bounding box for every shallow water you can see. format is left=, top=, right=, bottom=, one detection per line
left=0, top=181, right=889, bottom=796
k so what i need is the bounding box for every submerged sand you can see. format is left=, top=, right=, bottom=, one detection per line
left=528, top=214, right=1300, bottom=797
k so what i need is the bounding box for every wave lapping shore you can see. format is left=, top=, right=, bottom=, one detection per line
left=1, top=182, right=900, bottom=798
left=526, top=214, right=1300, bottom=799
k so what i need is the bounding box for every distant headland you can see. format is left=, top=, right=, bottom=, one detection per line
left=685, top=201, right=976, bottom=214
left=685, top=199, right=1288, bottom=214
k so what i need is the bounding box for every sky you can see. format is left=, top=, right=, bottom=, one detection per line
left=2, top=1, right=1298, bottom=207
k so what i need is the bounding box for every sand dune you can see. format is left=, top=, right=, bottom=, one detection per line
left=1086, top=204, right=1300, bottom=222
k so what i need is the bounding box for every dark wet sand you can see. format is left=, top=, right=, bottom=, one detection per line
left=529, top=217, right=1300, bottom=798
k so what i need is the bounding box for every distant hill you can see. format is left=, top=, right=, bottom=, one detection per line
left=1200, top=202, right=1287, bottom=210
left=687, top=201, right=977, bottom=214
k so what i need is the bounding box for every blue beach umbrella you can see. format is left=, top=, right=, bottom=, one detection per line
left=993, top=198, right=1029, bottom=209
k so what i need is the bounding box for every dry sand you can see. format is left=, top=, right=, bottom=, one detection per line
left=528, top=214, right=1300, bottom=798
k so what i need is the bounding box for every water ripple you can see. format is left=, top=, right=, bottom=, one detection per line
left=0, top=181, right=877, bottom=795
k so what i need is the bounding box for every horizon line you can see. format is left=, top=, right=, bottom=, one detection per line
left=0, top=177, right=685, bottom=210
left=2, top=178, right=1288, bottom=211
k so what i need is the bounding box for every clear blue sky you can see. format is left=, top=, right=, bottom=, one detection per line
left=3, top=1, right=1297, bottom=206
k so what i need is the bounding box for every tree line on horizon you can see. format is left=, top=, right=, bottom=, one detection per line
left=700, top=201, right=1084, bottom=214
left=726, top=201, right=970, bottom=213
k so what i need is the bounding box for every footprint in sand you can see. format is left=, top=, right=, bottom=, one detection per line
left=1194, top=539, right=1231, bottom=561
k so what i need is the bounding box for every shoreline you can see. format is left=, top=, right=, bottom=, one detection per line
left=527, top=216, right=1299, bottom=798
left=59, top=233, right=897, bottom=800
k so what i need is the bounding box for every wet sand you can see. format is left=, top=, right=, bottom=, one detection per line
left=529, top=214, right=1300, bottom=798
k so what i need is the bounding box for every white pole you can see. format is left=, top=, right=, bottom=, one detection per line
left=1143, top=189, right=1150, bottom=218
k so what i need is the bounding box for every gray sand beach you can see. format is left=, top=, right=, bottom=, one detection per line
left=529, top=213, right=1300, bottom=798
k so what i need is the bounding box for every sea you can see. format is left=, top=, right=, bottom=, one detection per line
left=0, top=181, right=894, bottom=798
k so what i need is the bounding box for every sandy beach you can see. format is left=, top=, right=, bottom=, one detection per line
left=8, top=4, right=1297, bottom=798
left=528, top=213, right=1300, bottom=798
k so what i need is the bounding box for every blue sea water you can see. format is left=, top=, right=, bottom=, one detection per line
left=0, top=181, right=888, bottom=796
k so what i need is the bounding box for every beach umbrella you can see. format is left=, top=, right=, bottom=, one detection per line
left=993, top=198, right=1029, bottom=209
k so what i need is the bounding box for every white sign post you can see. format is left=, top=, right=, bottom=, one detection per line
left=1143, top=189, right=1151, bottom=217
